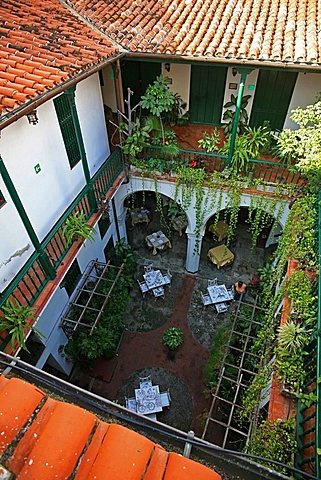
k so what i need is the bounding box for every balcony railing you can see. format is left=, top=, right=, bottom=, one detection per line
left=143, top=147, right=304, bottom=187
left=0, top=148, right=123, bottom=350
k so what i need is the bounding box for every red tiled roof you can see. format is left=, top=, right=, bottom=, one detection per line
left=0, top=0, right=119, bottom=118
left=0, top=376, right=221, bottom=479
left=68, top=0, right=321, bottom=66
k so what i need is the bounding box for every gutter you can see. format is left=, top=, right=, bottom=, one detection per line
left=125, top=51, right=321, bottom=73
left=0, top=52, right=125, bottom=131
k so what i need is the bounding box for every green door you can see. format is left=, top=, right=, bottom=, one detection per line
left=121, top=60, right=161, bottom=107
left=250, top=70, right=298, bottom=130
left=189, top=65, right=227, bottom=124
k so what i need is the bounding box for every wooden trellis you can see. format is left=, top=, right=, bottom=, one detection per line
left=61, top=260, right=123, bottom=337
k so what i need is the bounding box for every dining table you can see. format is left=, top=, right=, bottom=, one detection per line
left=207, top=245, right=234, bottom=268
left=145, top=230, right=172, bottom=255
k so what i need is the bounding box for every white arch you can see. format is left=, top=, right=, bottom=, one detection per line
left=113, top=176, right=290, bottom=272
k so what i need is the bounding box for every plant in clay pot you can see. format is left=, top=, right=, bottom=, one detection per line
left=162, top=326, right=183, bottom=360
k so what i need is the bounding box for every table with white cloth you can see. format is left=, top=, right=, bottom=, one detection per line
left=207, top=284, right=233, bottom=304
left=145, top=230, right=172, bottom=255
left=135, top=385, right=163, bottom=415
left=143, top=269, right=167, bottom=291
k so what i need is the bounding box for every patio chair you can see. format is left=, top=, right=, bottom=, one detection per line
left=125, top=396, right=137, bottom=412
left=163, top=269, right=172, bottom=289
left=208, top=278, right=218, bottom=287
left=201, top=292, right=212, bottom=306
left=215, top=302, right=228, bottom=314
left=144, top=263, right=154, bottom=273
left=137, top=279, right=149, bottom=297
left=160, top=390, right=171, bottom=407
left=139, top=375, right=152, bottom=388
left=153, top=286, right=165, bottom=300
left=227, top=286, right=234, bottom=301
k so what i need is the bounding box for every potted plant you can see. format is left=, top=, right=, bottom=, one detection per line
left=62, top=211, right=96, bottom=245
left=162, top=326, right=183, bottom=360
left=0, top=299, right=42, bottom=351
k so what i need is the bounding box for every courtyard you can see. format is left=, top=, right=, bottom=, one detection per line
left=71, top=191, right=268, bottom=443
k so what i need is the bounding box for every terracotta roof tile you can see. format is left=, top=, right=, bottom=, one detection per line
left=0, top=0, right=119, bottom=119
left=69, top=0, right=321, bottom=65
left=0, top=376, right=221, bottom=479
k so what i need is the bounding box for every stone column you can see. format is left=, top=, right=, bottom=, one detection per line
left=185, top=232, right=202, bottom=273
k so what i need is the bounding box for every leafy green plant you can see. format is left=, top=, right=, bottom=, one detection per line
left=120, top=118, right=151, bottom=159
left=162, top=327, right=183, bottom=350
left=198, top=129, right=220, bottom=153
left=114, top=239, right=137, bottom=273
left=167, top=200, right=186, bottom=222
left=0, top=299, right=41, bottom=351
left=141, top=75, right=175, bottom=144
left=277, top=321, right=309, bottom=351
left=164, top=92, right=189, bottom=126
left=62, top=211, right=96, bottom=245
left=277, top=99, right=321, bottom=190
left=222, top=94, right=251, bottom=135
left=220, top=125, right=269, bottom=172
left=246, top=419, right=297, bottom=474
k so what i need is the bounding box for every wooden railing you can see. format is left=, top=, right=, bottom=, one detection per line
left=0, top=148, right=123, bottom=350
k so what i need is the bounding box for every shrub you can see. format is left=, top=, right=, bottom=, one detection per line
left=162, top=327, right=183, bottom=350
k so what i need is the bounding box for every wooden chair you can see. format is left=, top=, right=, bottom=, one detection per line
left=215, top=302, right=228, bottom=314
left=125, top=396, right=137, bottom=412
left=137, top=279, right=149, bottom=297
left=160, top=391, right=171, bottom=407
left=144, top=264, right=154, bottom=273
left=139, top=375, right=152, bottom=388
left=201, top=292, right=212, bottom=306
left=153, top=286, right=165, bottom=300
left=163, top=269, right=172, bottom=289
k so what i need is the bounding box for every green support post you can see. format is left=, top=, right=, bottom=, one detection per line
left=227, top=68, right=251, bottom=167
left=64, top=87, right=97, bottom=212
left=0, top=156, right=56, bottom=280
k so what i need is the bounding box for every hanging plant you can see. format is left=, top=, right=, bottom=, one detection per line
left=62, top=211, right=96, bottom=245
left=0, top=299, right=42, bottom=351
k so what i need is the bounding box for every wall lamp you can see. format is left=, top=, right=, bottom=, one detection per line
left=27, top=110, right=39, bottom=125
left=232, top=67, right=238, bottom=77
left=164, top=63, right=171, bottom=73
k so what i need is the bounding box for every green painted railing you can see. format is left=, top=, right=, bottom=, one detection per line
left=0, top=148, right=123, bottom=350
left=143, top=147, right=303, bottom=186
left=295, top=192, right=321, bottom=477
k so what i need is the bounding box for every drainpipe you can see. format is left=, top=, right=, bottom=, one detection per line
left=227, top=68, right=252, bottom=167
left=64, top=87, right=97, bottom=211
left=0, top=156, right=56, bottom=280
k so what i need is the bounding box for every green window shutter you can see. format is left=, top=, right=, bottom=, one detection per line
left=61, top=260, right=81, bottom=297
left=54, top=94, right=81, bottom=169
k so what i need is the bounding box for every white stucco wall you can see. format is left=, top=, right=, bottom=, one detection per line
left=76, top=73, right=110, bottom=175
left=0, top=73, right=111, bottom=288
left=101, top=64, right=117, bottom=112
left=0, top=176, right=35, bottom=292
left=221, top=68, right=259, bottom=123
left=283, top=72, right=321, bottom=129
left=162, top=63, right=191, bottom=111
left=34, top=217, right=115, bottom=373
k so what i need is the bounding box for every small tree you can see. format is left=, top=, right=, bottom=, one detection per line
left=141, top=75, right=175, bottom=144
